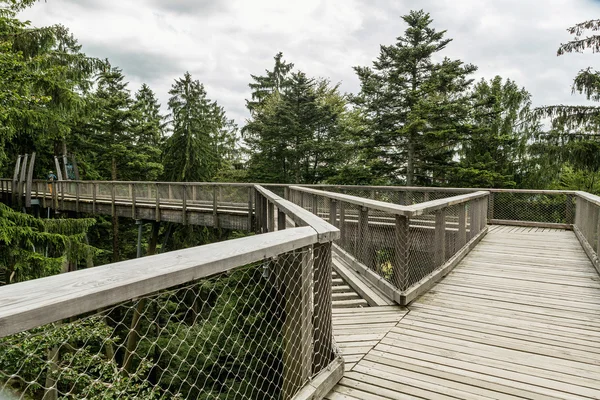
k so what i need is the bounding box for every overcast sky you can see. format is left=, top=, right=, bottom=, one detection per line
left=20, top=0, right=600, bottom=125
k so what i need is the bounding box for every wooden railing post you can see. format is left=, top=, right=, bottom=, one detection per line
left=12, top=155, right=21, bottom=206
left=488, top=192, right=494, bottom=220
left=92, top=183, right=97, bottom=214
left=248, top=187, right=254, bottom=231
left=278, top=208, right=286, bottom=230
left=393, top=215, right=409, bottom=291
left=130, top=183, right=135, bottom=219
left=25, top=152, right=35, bottom=208
left=458, top=204, right=467, bottom=249
left=329, top=199, right=337, bottom=226
left=60, top=181, right=65, bottom=210
left=282, top=247, right=314, bottom=399
left=213, top=185, right=219, bottom=228
left=155, top=183, right=161, bottom=222
left=182, top=185, right=187, bottom=225
left=75, top=182, right=80, bottom=213
left=339, top=202, right=346, bottom=247
left=312, top=194, right=318, bottom=215
left=312, top=242, right=334, bottom=372
left=18, top=154, right=28, bottom=208
left=268, top=201, right=275, bottom=232
left=469, top=200, right=478, bottom=240
left=434, top=209, right=446, bottom=267
left=358, top=207, right=370, bottom=267
left=111, top=183, right=116, bottom=217
left=566, top=194, right=575, bottom=225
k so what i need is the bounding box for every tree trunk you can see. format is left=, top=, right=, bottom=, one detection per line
left=43, top=346, right=59, bottom=400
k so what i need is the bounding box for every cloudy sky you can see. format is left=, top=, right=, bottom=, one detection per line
left=21, top=0, right=600, bottom=125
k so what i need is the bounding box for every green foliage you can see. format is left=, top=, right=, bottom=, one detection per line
left=353, top=10, right=476, bottom=186
left=0, top=204, right=97, bottom=284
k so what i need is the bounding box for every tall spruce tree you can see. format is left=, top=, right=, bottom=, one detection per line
left=246, top=52, right=294, bottom=113
left=354, top=10, right=476, bottom=186
left=162, top=72, right=222, bottom=182
left=130, top=83, right=164, bottom=180
left=453, top=76, right=537, bottom=188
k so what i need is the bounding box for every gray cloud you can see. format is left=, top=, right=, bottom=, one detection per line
left=19, top=0, right=600, bottom=126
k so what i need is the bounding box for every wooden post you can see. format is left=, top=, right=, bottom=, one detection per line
left=25, top=152, right=35, bottom=208
left=18, top=154, right=28, bottom=208
left=212, top=185, right=219, bottom=228
left=268, top=201, right=275, bottom=232
left=12, top=155, right=22, bottom=205
left=42, top=179, right=47, bottom=209
left=312, top=194, right=318, bottom=215
left=248, top=187, right=254, bottom=231
left=71, top=154, right=80, bottom=180
left=284, top=187, right=289, bottom=200
left=192, top=185, right=197, bottom=202
left=596, top=208, right=600, bottom=255
left=434, top=209, right=446, bottom=267
left=62, top=154, right=69, bottom=181
left=262, top=197, right=268, bottom=232
left=488, top=192, right=495, bottom=220
left=75, top=182, right=80, bottom=213
left=424, top=192, right=430, bottom=202
left=312, top=242, right=334, bottom=372
left=278, top=209, right=286, bottom=230
left=131, top=183, right=136, bottom=219
left=566, top=194, right=575, bottom=225
left=60, top=180, right=65, bottom=210
left=282, top=247, right=314, bottom=399
left=168, top=184, right=173, bottom=200
left=358, top=207, right=370, bottom=266
left=339, top=203, right=346, bottom=247
left=155, top=183, right=161, bottom=222
left=458, top=204, right=467, bottom=249
left=329, top=199, right=337, bottom=226
left=111, top=183, right=116, bottom=217
left=481, top=198, right=488, bottom=230
left=92, top=183, right=97, bottom=214
left=470, top=200, right=479, bottom=240
left=398, top=191, right=406, bottom=206
left=54, top=156, right=63, bottom=181
left=393, top=215, right=409, bottom=291
left=182, top=185, right=187, bottom=225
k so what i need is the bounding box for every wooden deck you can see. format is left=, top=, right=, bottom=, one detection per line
left=327, top=226, right=600, bottom=399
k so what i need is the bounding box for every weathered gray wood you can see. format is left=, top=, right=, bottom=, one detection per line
left=268, top=202, right=275, bottom=232
left=283, top=246, right=314, bottom=399
left=92, top=183, right=97, bottom=214
left=62, top=154, right=69, bottom=181
left=182, top=186, right=187, bottom=225
left=248, top=187, right=254, bottom=231
left=330, top=199, right=338, bottom=227
left=278, top=209, right=287, bottom=230
left=155, top=183, right=160, bottom=222
left=489, top=219, right=572, bottom=230
left=393, top=215, right=409, bottom=291
left=71, top=154, right=80, bottom=180
left=0, top=227, right=319, bottom=338
left=573, top=225, right=600, bottom=276
left=111, top=183, right=116, bottom=217
left=53, top=156, right=63, bottom=181
left=131, top=183, right=136, bottom=219
left=25, top=152, right=35, bottom=207
left=18, top=154, right=28, bottom=207
left=292, top=356, right=344, bottom=400
left=313, top=242, right=334, bottom=372
left=358, top=207, right=369, bottom=266
left=75, top=182, right=80, bottom=213
left=339, top=203, right=346, bottom=247
left=434, top=209, right=446, bottom=267
left=458, top=205, right=467, bottom=249
left=312, top=194, right=318, bottom=215
left=213, top=185, right=219, bottom=228
left=488, top=192, right=494, bottom=220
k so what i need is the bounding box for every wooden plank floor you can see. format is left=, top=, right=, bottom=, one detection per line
left=327, top=227, right=600, bottom=399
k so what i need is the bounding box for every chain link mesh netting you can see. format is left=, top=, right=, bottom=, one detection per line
left=490, top=192, right=573, bottom=224
left=0, top=244, right=336, bottom=400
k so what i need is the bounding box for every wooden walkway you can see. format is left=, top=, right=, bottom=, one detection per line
left=327, top=226, right=600, bottom=399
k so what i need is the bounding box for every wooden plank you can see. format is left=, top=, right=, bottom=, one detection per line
left=0, top=227, right=319, bottom=338
left=292, top=356, right=344, bottom=400
left=393, top=215, right=409, bottom=290
left=434, top=209, right=446, bottom=267
left=25, top=152, right=35, bottom=208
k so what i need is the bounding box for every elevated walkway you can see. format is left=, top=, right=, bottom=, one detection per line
left=327, top=226, right=600, bottom=399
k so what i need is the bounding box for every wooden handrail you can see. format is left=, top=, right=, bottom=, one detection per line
left=0, top=226, right=318, bottom=338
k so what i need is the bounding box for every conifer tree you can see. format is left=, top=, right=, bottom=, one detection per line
left=163, top=72, right=223, bottom=182
left=354, top=10, right=476, bottom=185
left=246, top=52, right=294, bottom=113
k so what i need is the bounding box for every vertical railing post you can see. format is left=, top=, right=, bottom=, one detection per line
left=155, top=183, right=161, bottom=222
left=278, top=208, right=287, bottom=230
left=435, top=209, right=446, bottom=266
left=481, top=197, right=488, bottom=230
left=182, top=185, right=187, bottom=225
left=75, top=182, right=80, bottom=213
left=312, top=242, right=334, bottom=372
left=42, top=180, right=47, bottom=209
left=595, top=208, right=600, bottom=255
left=329, top=199, right=337, bottom=226
left=268, top=201, right=275, bottom=232
left=312, top=194, right=318, bottom=215
left=566, top=194, right=575, bottom=225
left=282, top=247, right=314, bottom=399
left=111, top=183, right=116, bottom=218
left=339, top=202, right=346, bottom=248
left=393, top=215, right=410, bottom=291
left=248, top=187, right=254, bottom=231
left=60, top=181, right=65, bottom=210
left=130, top=183, right=136, bottom=219
left=255, top=193, right=262, bottom=233
left=458, top=204, right=467, bottom=249
left=358, top=207, right=370, bottom=267
left=92, top=183, right=97, bottom=214
left=469, top=200, right=478, bottom=240
left=488, top=192, right=495, bottom=221
left=213, top=185, right=219, bottom=229
left=168, top=184, right=173, bottom=201
left=284, top=186, right=289, bottom=200
left=262, top=196, right=268, bottom=232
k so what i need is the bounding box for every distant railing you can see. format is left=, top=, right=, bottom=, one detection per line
left=287, top=186, right=489, bottom=304
left=0, top=185, right=342, bottom=400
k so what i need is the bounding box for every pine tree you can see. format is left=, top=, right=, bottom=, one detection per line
left=246, top=52, right=294, bottom=113
left=354, top=10, right=476, bottom=186
left=453, top=76, right=537, bottom=188
left=162, top=72, right=222, bottom=182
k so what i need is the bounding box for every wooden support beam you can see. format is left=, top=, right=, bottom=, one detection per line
left=458, top=204, right=467, bottom=249
left=155, top=183, right=161, bottom=222
left=248, top=187, right=254, bottom=231
left=393, top=215, right=409, bottom=291
left=283, top=247, right=314, bottom=399
left=268, top=201, right=275, bottom=232
left=278, top=209, right=287, bottom=230
left=488, top=192, right=494, bottom=220
left=358, top=207, right=369, bottom=267
left=434, top=209, right=446, bottom=267
left=339, top=203, right=346, bottom=247
left=312, top=242, right=333, bottom=372
left=131, top=183, right=136, bottom=219
left=181, top=185, right=187, bottom=225
left=111, top=183, right=116, bottom=217
left=18, top=154, right=28, bottom=208
left=12, top=155, right=22, bottom=206
left=75, top=182, right=80, bottom=213
left=312, top=194, right=318, bottom=215
left=25, top=152, right=35, bottom=208
left=54, top=156, right=63, bottom=181
left=213, top=185, right=219, bottom=228
left=62, top=154, right=69, bottom=181
left=92, top=183, right=97, bottom=214
left=329, top=199, right=337, bottom=227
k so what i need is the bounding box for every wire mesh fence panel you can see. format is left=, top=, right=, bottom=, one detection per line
left=217, top=186, right=249, bottom=208
left=491, top=192, right=570, bottom=223
left=0, top=244, right=336, bottom=400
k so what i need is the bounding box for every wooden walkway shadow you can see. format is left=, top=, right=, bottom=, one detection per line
left=327, top=226, right=600, bottom=399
